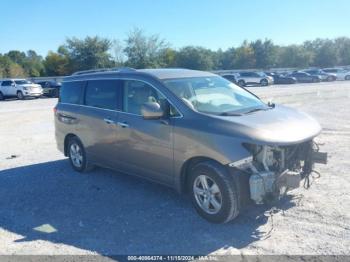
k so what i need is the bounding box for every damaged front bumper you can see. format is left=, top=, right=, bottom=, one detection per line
left=231, top=140, right=328, bottom=205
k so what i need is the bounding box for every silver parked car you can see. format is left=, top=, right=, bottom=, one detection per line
left=55, top=68, right=327, bottom=223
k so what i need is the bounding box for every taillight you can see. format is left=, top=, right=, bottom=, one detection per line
left=53, top=107, right=57, bottom=114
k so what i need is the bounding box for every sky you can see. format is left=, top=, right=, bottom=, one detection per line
left=0, top=0, right=349, bottom=56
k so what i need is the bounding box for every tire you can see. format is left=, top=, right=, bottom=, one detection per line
left=237, top=80, right=245, bottom=87
left=0, top=92, right=4, bottom=101
left=345, top=75, right=350, bottom=81
left=67, top=137, right=94, bottom=172
left=17, top=91, right=24, bottom=100
left=312, top=78, right=319, bottom=83
left=53, top=89, right=59, bottom=98
left=188, top=161, right=240, bottom=223
left=260, top=79, right=268, bottom=86
left=327, top=76, right=335, bottom=82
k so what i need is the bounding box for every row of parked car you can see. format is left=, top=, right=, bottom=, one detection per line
left=221, top=68, right=350, bottom=87
left=0, top=79, right=61, bottom=100
left=0, top=67, right=349, bottom=100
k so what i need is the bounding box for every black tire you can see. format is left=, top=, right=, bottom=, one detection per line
left=260, top=79, right=268, bottom=86
left=237, top=80, right=245, bottom=87
left=312, top=78, right=319, bottom=83
left=0, top=92, right=4, bottom=101
left=53, top=89, right=59, bottom=98
left=67, top=137, right=94, bottom=172
left=17, top=91, right=24, bottom=100
left=188, top=161, right=240, bottom=223
left=345, top=75, right=350, bottom=81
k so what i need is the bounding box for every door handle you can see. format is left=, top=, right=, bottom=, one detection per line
left=104, top=118, right=115, bottom=125
left=117, top=122, right=129, bottom=128
left=58, top=113, right=76, bottom=120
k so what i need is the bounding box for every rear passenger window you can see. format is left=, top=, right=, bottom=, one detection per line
left=60, top=81, right=85, bottom=104
left=85, top=80, right=119, bottom=110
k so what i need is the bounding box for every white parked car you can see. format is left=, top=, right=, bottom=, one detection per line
left=323, top=68, right=350, bottom=81
left=235, top=72, right=274, bottom=87
left=0, top=79, right=43, bottom=100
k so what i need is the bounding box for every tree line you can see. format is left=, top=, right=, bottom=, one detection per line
left=1, top=28, right=350, bottom=78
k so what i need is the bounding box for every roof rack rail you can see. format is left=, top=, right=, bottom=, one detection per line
left=71, top=67, right=136, bottom=76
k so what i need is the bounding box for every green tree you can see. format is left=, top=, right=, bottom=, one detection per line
left=0, top=54, right=26, bottom=77
left=64, top=36, right=114, bottom=73
left=250, top=39, right=277, bottom=69
left=216, top=48, right=236, bottom=70
left=276, top=45, right=313, bottom=68
left=159, top=47, right=177, bottom=67
left=334, top=37, right=350, bottom=66
left=304, top=39, right=337, bottom=67
left=124, top=28, right=169, bottom=68
left=233, top=41, right=256, bottom=69
left=175, top=46, right=214, bottom=70
left=6, top=50, right=26, bottom=65
left=44, top=51, right=70, bottom=76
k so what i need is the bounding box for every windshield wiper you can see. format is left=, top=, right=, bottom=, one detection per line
left=219, top=112, right=242, bottom=116
left=244, top=107, right=271, bottom=115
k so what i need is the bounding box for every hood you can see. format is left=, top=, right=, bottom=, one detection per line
left=214, top=105, right=322, bottom=145
left=20, top=84, right=42, bottom=88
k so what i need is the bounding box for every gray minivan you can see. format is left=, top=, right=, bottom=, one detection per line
left=55, top=68, right=327, bottom=223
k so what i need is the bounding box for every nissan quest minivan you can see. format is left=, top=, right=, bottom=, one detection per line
left=55, top=68, right=327, bottom=223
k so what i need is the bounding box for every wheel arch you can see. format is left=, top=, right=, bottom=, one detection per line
left=64, top=133, right=78, bottom=156
left=178, top=156, right=225, bottom=194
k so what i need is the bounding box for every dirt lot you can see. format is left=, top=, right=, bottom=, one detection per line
left=0, top=81, right=349, bottom=256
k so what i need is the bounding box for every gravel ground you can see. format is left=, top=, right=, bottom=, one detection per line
left=0, top=81, right=349, bottom=256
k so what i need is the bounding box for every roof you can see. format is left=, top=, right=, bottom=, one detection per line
left=137, top=68, right=216, bottom=80
left=66, top=68, right=216, bottom=81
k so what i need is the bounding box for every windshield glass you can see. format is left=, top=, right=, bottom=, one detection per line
left=15, top=80, right=33, bottom=85
left=163, top=76, right=267, bottom=115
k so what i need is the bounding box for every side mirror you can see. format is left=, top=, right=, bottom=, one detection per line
left=11, top=83, right=16, bottom=87
left=141, top=102, right=164, bottom=120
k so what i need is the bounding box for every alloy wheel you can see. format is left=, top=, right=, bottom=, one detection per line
left=69, top=143, right=83, bottom=168
left=193, top=175, right=222, bottom=214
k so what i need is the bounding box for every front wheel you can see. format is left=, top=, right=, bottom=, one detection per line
left=0, top=92, right=4, bottom=101
left=260, top=79, right=268, bottom=86
left=345, top=75, right=350, bottom=81
left=237, top=80, right=245, bottom=87
left=17, top=91, right=24, bottom=100
left=53, top=89, right=59, bottom=98
left=327, top=76, right=335, bottom=82
left=188, top=161, right=240, bottom=223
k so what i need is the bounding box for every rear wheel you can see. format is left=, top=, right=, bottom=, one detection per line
left=17, top=91, right=24, bottom=100
left=67, top=137, right=94, bottom=172
left=345, top=75, right=350, bottom=81
left=188, top=161, right=240, bottom=223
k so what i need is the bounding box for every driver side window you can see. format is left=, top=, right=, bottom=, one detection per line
left=122, top=80, right=166, bottom=115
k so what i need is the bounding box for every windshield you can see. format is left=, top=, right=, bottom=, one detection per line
left=15, top=80, right=33, bottom=85
left=163, top=76, right=267, bottom=115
